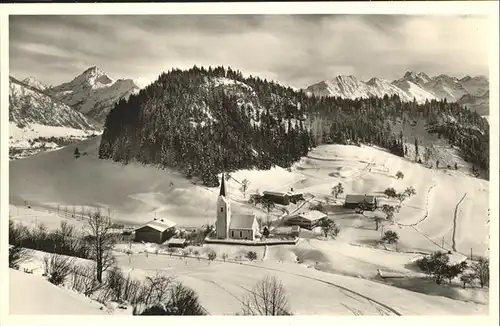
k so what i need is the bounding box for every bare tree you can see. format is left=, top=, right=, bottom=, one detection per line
left=241, top=275, right=292, bottom=315
left=404, top=186, right=417, bottom=198
left=85, top=211, right=116, bottom=283
left=424, top=147, right=432, bottom=165
left=240, top=179, right=250, bottom=198
left=331, top=182, right=344, bottom=199
left=471, top=257, right=489, bottom=288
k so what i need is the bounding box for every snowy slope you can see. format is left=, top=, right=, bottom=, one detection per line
left=9, top=76, right=96, bottom=130
left=47, top=66, right=142, bottom=122
left=10, top=269, right=109, bottom=315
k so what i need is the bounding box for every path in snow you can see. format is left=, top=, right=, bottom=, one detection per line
left=396, top=183, right=437, bottom=227
left=452, top=193, right=468, bottom=252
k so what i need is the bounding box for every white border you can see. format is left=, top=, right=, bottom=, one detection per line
left=0, top=2, right=498, bottom=326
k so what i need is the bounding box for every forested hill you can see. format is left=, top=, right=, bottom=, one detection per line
left=98, top=66, right=313, bottom=186
left=308, top=94, right=489, bottom=178
left=98, top=66, right=489, bottom=186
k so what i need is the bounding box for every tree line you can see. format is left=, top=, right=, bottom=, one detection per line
left=98, top=66, right=489, bottom=186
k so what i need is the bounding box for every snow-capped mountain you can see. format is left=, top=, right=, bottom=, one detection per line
left=9, top=76, right=97, bottom=130
left=9, top=76, right=101, bottom=160
left=458, top=90, right=489, bottom=116
left=46, top=66, right=142, bottom=122
left=306, top=71, right=489, bottom=115
left=459, top=75, right=489, bottom=97
left=22, top=76, right=47, bottom=91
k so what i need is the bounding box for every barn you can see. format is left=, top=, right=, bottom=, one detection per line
left=134, top=218, right=176, bottom=244
left=344, top=194, right=378, bottom=211
left=285, top=210, right=327, bottom=230
left=263, top=191, right=290, bottom=205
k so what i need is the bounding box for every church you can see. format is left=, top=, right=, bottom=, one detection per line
left=216, top=174, right=260, bottom=240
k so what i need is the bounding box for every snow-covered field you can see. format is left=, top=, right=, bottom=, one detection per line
left=9, top=136, right=490, bottom=315
left=9, top=122, right=100, bottom=160
left=10, top=249, right=488, bottom=316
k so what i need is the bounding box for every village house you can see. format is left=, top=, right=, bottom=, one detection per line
left=216, top=173, right=260, bottom=240
left=272, top=225, right=300, bottom=238
left=134, top=218, right=177, bottom=244
left=344, top=194, right=378, bottom=211
left=263, top=191, right=290, bottom=205
left=167, top=238, right=187, bottom=248
left=285, top=210, right=327, bottom=230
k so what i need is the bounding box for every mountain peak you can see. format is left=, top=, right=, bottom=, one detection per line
left=82, top=66, right=104, bottom=75
left=403, top=71, right=417, bottom=79
left=22, top=76, right=47, bottom=90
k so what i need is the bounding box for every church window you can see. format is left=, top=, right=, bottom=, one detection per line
left=220, top=207, right=223, bottom=212
left=239, top=231, right=242, bottom=238
left=231, top=230, right=234, bottom=237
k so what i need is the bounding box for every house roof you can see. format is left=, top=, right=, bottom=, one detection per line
left=135, top=218, right=176, bottom=232
left=168, top=238, right=186, bottom=245
left=263, top=191, right=288, bottom=197
left=345, top=194, right=377, bottom=203
left=229, top=214, right=257, bottom=230
left=273, top=226, right=293, bottom=234
left=290, top=210, right=327, bottom=222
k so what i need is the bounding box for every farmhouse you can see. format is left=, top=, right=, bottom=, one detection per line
left=134, top=218, right=176, bottom=244
left=285, top=210, right=327, bottom=230
left=344, top=194, right=378, bottom=211
left=216, top=174, right=260, bottom=240
left=288, top=189, right=305, bottom=204
left=263, top=191, right=290, bottom=205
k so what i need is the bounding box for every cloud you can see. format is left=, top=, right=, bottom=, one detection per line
left=9, top=14, right=490, bottom=88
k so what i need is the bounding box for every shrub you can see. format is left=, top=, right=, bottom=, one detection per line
left=246, top=251, right=258, bottom=262
left=9, top=246, right=31, bottom=269
left=207, top=251, right=217, bottom=262
left=384, top=187, right=397, bottom=198
left=416, top=251, right=466, bottom=285
left=138, top=282, right=206, bottom=315
left=44, top=254, right=75, bottom=285
left=319, top=218, right=340, bottom=239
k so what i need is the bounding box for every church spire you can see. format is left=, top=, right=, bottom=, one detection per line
left=219, top=173, right=227, bottom=197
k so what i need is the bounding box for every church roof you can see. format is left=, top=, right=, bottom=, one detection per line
left=229, top=214, right=256, bottom=230
left=219, top=173, right=227, bottom=197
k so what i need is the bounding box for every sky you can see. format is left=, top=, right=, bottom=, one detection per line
left=9, top=14, right=490, bottom=89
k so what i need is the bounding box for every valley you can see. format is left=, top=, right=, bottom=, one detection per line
left=8, top=66, right=491, bottom=316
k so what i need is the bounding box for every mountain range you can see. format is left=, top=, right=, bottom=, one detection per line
left=305, top=71, right=489, bottom=116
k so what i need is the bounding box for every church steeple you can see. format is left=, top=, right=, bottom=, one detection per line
left=219, top=173, right=227, bottom=197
